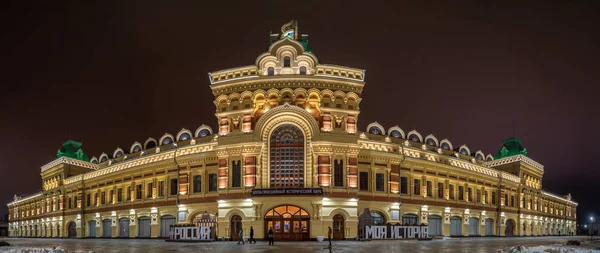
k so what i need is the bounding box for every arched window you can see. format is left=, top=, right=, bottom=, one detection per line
left=179, top=133, right=191, bottom=141
left=368, top=126, right=382, bottom=135
left=299, top=66, right=307, bottom=75
left=409, top=134, right=421, bottom=142
left=486, top=156, right=493, bottom=162
left=284, top=56, right=291, bottom=67
left=270, top=125, right=304, bottom=188
left=115, top=151, right=123, bottom=158
left=268, top=67, right=275, bottom=76
left=370, top=211, right=386, bottom=225
left=161, top=137, right=173, bottom=146
left=198, top=129, right=211, bottom=137
left=441, top=142, right=450, bottom=150
left=133, top=145, right=142, bottom=153
left=100, top=156, right=108, bottom=163
left=476, top=153, right=484, bottom=160
left=426, top=138, right=436, bottom=146
left=390, top=130, right=402, bottom=138
left=145, top=140, right=157, bottom=149
left=460, top=148, right=469, bottom=155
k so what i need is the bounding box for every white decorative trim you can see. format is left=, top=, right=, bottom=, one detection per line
left=484, top=154, right=544, bottom=172
left=7, top=192, right=43, bottom=206
left=542, top=191, right=578, bottom=205
left=41, top=157, right=98, bottom=173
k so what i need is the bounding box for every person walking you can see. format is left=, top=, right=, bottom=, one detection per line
left=328, top=226, right=332, bottom=246
left=268, top=226, right=274, bottom=245
left=249, top=226, right=256, bottom=244
left=237, top=227, right=245, bottom=245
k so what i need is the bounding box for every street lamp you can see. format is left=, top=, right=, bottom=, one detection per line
left=591, top=216, right=595, bottom=242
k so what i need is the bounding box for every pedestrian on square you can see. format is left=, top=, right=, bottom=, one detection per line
left=249, top=226, right=256, bottom=244
left=328, top=226, right=332, bottom=246
left=237, top=228, right=244, bottom=245
left=268, top=227, right=274, bottom=245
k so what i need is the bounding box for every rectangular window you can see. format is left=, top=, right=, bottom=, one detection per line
left=359, top=172, right=369, bottom=191
left=510, top=195, right=515, bottom=207
left=109, top=190, right=113, bottom=204
left=492, top=191, right=497, bottom=205
left=68, top=198, right=72, bottom=209
left=170, top=178, right=178, bottom=196
left=193, top=175, right=202, bottom=193
left=334, top=160, right=344, bottom=187
left=414, top=179, right=420, bottom=196
left=101, top=191, right=106, bottom=205
left=476, top=189, right=481, bottom=203
left=147, top=182, right=153, bottom=198
left=136, top=184, right=142, bottom=200
left=126, top=186, right=131, bottom=201
left=232, top=160, right=241, bottom=188
left=94, top=193, right=98, bottom=206
left=458, top=186, right=464, bottom=200
left=504, top=194, right=508, bottom=206
left=375, top=173, right=384, bottom=192
left=158, top=181, right=165, bottom=197
left=400, top=177, right=408, bottom=194
left=74, top=196, right=78, bottom=208
left=467, top=188, right=472, bottom=201
left=426, top=181, right=432, bottom=197
left=117, top=188, right=122, bottom=203
left=437, top=182, right=444, bottom=198
left=449, top=184, right=455, bottom=200
left=86, top=194, right=91, bottom=207
left=209, top=173, right=217, bottom=192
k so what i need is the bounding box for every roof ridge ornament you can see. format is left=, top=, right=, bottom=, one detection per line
left=280, top=20, right=298, bottom=40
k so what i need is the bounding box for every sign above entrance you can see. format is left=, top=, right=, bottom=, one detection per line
left=251, top=188, right=323, bottom=196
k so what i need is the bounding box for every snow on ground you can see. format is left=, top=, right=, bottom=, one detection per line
left=0, top=246, right=90, bottom=253
left=499, top=244, right=599, bottom=253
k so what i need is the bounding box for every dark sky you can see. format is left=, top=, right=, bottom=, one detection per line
left=1, top=1, right=598, bottom=224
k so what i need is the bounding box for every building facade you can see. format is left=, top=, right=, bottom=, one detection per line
left=7, top=21, right=577, bottom=240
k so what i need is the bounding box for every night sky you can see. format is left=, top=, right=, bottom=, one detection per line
left=1, top=1, right=598, bottom=224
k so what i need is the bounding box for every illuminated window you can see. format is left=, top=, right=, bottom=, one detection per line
left=370, top=211, right=386, bottom=225
left=284, top=56, right=291, bottom=67
left=269, top=125, right=304, bottom=188
left=299, top=66, right=307, bottom=75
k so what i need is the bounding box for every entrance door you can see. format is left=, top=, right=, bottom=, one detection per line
left=450, top=216, right=462, bottom=236
left=333, top=214, right=345, bottom=240
left=264, top=205, right=310, bottom=241
left=88, top=220, right=96, bottom=237
left=138, top=217, right=151, bottom=238
left=428, top=216, right=442, bottom=236
left=119, top=218, right=130, bottom=238
left=485, top=218, right=494, bottom=236
left=505, top=219, right=515, bottom=236
left=102, top=219, right=112, bottom=237
left=68, top=222, right=77, bottom=238
left=160, top=215, right=176, bottom=238
left=469, top=217, right=479, bottom=236
left=230, top=215, right=242, bottom=241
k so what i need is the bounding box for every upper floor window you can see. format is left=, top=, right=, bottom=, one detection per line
left=334, top=160, right=344, bottom=187
left=400, top=177, right=408, bottom=194
left=437, top=182, right=444, bottom=198
left=299, top=66, right=307, bottom=75
left=193, top=175, right=202, bottom=193
left=284, top=56, right=291, bottom=67
left=458, top=186, right=464, bottom=200
left=232, top=160, right=242, bottom=188
left=270, top=125, right=304, bottom=188
left=170, top=178, right=178, bottom=196
left=268, top=67, right=274, bottom=76
left=449, top=184, right=455, bottom=199
left=414, top=179, right=421, bottom=196
left=375, top=173, right=384, bottom=192
left=368, top=126, right=382, bottom=135
left=209, top=173, right=217, bottom=192
left=426, top=181, right=432, bottom=197
left=359, top=172, right=369, bottom=191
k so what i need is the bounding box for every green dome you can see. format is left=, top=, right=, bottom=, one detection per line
left=494, top=138, right=528, bottom=159
left=57, top=140, right=90, bottom=162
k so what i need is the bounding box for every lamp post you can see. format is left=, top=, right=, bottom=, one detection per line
left=591, top=216, right=595, bottom=242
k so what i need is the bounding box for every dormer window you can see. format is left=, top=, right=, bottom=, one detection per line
left=284, top=56, right=291, bottom=67
left=299, top=66, right=307, bottom=75
left=268, top=67, right=274, bottom=76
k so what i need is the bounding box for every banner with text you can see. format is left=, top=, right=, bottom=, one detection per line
left=251, top=188, right=323, bottom=196
left=363, top=225, right=429, bottom=239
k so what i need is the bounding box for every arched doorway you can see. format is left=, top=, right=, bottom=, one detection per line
left=428, top=215, right=443, bottom=236
left=505, top=219, right=515, bottom=237
left=469, top=217, right=479, bottom=236
left=450, top=216, right=462, bottom=236
left=264, top=205, right=310, bottom=241
left=102, top=219, right=112, bottom=238
left=138, top=216, right=151, bottom=238
left=160, top=215, right=176, bottom=238
left=88, top=220, right=96, bottom=237
left=485, top=218, right=494, bottom=236
left=333, top=214, right=345, bottom=240
left=67, top=222, right=77, bottom=238
left=119, top=218, right=130, bottom=238
left=230, top=215, right=242, bottom=241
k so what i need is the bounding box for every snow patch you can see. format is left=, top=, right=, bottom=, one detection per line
left=498, top=244, right=598, bottom=253
left=0, top=246, right=91, bottom=253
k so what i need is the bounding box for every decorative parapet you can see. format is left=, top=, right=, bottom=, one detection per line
left=41, top=156, right=98, bottom=173
left=359, top=140, right=394, bottom=153
left=62, top=142, right=216, bottom=185
left=484, top=154, right=544, bottom=172
left=448, top=158, right=500, bottom=178
left=209, top=65, right=259, bottom=85
left=7, top=192, right=43, bottom=206
left=315, top=64, right=365, bottom=82
left=500, top=172, right=521, bottom=183
left=542, top=191, right=578, bottom=205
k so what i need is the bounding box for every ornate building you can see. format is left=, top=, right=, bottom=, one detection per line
left=7, top=21, right=577, bottom=240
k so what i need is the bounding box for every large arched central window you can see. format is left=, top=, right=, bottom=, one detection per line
left=270, top=124, right=304, bottom=188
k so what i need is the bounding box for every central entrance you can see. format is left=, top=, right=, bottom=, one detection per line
left=264, top=205, right=310, bottom=241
